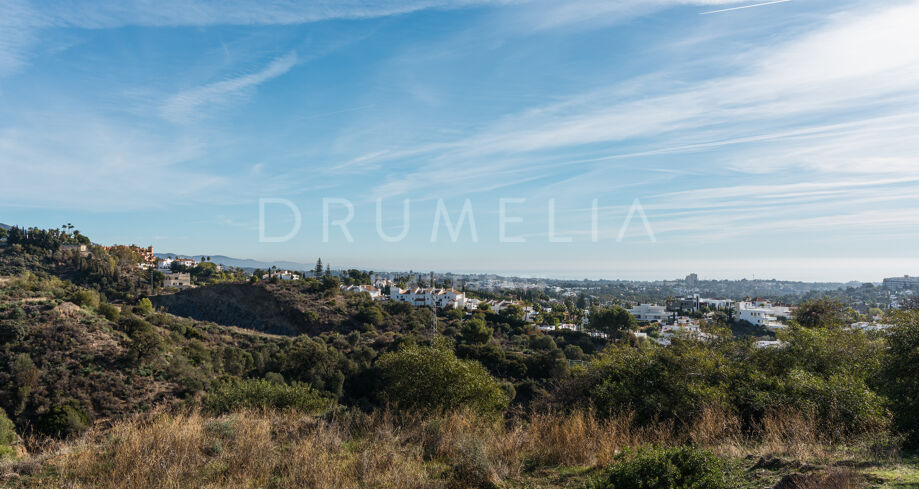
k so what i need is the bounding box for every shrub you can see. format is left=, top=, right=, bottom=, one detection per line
left=376, top=341, right=510, bottom=416
left=203, top=378, right=332, bottom=415
left=590, top=446, right=729, bottom=489
left=70, top=289, right=100, bottom=309
left=0, top=409, right=17, bottom=447
left=97, top=303, right=121, bottom=322
left=36, top=400, right=91, bottom=437
left=135, top=297, right=154, bottom=316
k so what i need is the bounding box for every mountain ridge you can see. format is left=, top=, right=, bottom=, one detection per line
left=154, top=252, right=313, bottom=271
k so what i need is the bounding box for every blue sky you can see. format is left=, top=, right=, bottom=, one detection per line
left=2, top=0, right=919, bottom=281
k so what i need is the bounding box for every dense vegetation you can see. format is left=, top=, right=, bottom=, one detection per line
left=0, top=227, right=918, bottom=488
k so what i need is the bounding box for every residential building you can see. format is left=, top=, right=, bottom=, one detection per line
left=627, top=303, right=671, bottom=322
left=736, top=301, right=785, bottom=329
left=389, top=287, right=466, bottom=309
left=699, top=298, right=734, bottom=309
left=340, top=284, right=382, bottom=299
left=262, top=270, right=301, bottom=281
left=667, top=295, right=701, bottom=313
left=883, top=275, right=919, bottom=291
left=163, top=272, right=192, bottom=289
left=60, top=244, right=89, bottom=257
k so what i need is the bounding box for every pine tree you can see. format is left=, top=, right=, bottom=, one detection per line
left=314, top=258, right=323, bottom=278
left=325, top=264, right=331, bottom=277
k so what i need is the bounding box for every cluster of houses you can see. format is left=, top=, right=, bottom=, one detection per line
left=340, top=282, right=469, bottom=309
left=261, top=270, right=301, bottom=281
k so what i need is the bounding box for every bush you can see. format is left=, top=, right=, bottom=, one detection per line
left=0, top=410, right=15, bottom=460
left=70, top=289, right=100, bottom=309
left=376, top=341, right=510, bottom=416
left=0, top=409, right=17, bottom=447
left=135, top=297, right=154, bottom=316
left=590, top=446, right=728, bottom=489
left=97, top=303, right=121, bottom=322
left=203, top=378, right=332, bottom=415
left=36, top=400, right=91, bottom=437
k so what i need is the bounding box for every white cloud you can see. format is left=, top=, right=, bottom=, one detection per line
left=364, top=1, right=919, bottom=199
left=0, top=112, right=227, bottom=210
left=161, top=52, right=297, bottom=123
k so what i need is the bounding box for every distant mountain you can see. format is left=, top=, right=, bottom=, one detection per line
left=154, top=253, right=313, bottom=272
left=0, top=223, right=10, bottom=230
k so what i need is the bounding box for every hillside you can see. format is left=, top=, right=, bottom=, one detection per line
left=2, top=228, right=919, bottom=488
left=150, top=282, right=349, bottom=336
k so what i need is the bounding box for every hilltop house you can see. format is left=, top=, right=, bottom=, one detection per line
left=262, top=270, right=301, bottom=281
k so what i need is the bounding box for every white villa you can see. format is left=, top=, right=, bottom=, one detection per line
left=389, top=287, right=466, bottom=309
left=736, top=301, right=785, bottom=330
left=340, top=284, right=382, bottom=299
left=262, top=270, right=301, bottom=281
left=627, top=303, right=671, bottom=322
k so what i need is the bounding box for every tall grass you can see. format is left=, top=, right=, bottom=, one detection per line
left=3, top=406, right=892, bottom=488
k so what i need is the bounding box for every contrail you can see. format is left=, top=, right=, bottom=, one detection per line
left=700, top=0, right=793, bottom=15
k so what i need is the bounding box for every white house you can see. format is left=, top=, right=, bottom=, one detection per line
left=262, top=270, right=301, bottom=281
left=627, top=303, right=671, bottom=322
left=463, top=297, right=482, bottom=311
left=700, top=298, right=734, bottom=309
left=389, top=287, right=466, bottom=309
left=341, top=284, right=382, bottom=299
left=736, top=302, right=785, bottom=330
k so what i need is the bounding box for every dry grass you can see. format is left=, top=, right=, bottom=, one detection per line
left=1, top=407, right=892, bottom=488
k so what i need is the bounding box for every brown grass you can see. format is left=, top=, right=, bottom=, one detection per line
left=1, top=406, right=891, bottom=488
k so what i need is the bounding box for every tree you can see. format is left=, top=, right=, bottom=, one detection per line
left=794, top=297, right=846, bottom=328
left=589, top=306, right=638, bottom=337
left=461, top=318, right=493, bottom=344
left=881, top=311, right=919, bottom=447
left=314, top=258, right=323, bottom=278
left=135, top=297, right=154, bottom=316
left=376, top=341, right=510, bottom=416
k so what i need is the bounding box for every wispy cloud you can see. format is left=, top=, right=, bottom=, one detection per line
left=362, top=1, right=919, bottom=200
left=161, top=52, right=297, bottom=124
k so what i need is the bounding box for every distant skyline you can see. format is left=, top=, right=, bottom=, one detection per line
left=3, top=0, right=919, bottom=282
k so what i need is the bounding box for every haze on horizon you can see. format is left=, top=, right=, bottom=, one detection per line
left=2, top=0, right=919, bottom=283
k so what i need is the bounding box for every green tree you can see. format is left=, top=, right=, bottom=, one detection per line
left=881, top=311, right=919, bottom=447
left=589, top=306, right=638, bottom=337
left=793, top=297, right=846, bottom=328
left=314, top=258, right=323, bottom=278
left=376, top=341, right=510, bottom=416
left=460, top=318, right=493, bottom=344
left=135, top=297, right=154, bottom=316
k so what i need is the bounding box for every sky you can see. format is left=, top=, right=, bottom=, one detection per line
left=2, top=0, right=919, bottom=282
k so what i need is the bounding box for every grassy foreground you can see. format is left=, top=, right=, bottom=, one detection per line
left=1, top=408, right=916, bottom=489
